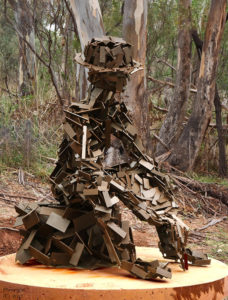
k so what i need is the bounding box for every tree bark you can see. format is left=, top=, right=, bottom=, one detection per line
left=69, top=0, right=105, bottom=100
left=70, top=0, right=105, bottom=50
left=167, top=0, right=227, bottom=171
left=123, top=0, right=151, bottom=153
left=191, top=29, right=227, bottom=177
left=156, top=0, right=192, bottom=156
left=214, top=86, right=227, bottom=177
left=14, top=0, right=36, bottom=96
left=60, top=13, right=71, bottom=105
left=75, top=64, right=87, bottom=100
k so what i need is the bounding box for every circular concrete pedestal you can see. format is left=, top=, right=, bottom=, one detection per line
left=0, top=247, right=227, bottom=300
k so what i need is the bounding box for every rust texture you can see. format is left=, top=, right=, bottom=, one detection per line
left=14, top=37, right=210, bottom=280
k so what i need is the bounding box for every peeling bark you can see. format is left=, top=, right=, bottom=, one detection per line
left=70, top=0, right=104, bottom=50
left=192, top=29, right=227, bottom=177
left=156, top=0, right=192, bottom=156
left=168, top=0, right=227, bottom=171
left=70, top=0, right=105, bottom=100
left=75, top=64, right=87, bottom=100
left=123, top=0, right=151, bottom=153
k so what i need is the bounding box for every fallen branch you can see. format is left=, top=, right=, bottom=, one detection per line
left=0, top=227, right=19, bottom=232
left=0, top=193, right=37, bottom=200
left=189, top=231, right=205, bottom=238
left=0, top=197, right=17, bottom=204
left=171, top=176, right=198, bottom=195
left=171, top=174, right=228, bottom=207
left=189, top=231, right=220, bottom=242
left=197, top=217, right=227, bottom=231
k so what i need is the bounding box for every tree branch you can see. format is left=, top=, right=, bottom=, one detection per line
left=148, top=76, right=197, bottom=93
left=5, top=4, right=64, bottom=107
left=64, top=0, right=78, bottom=36
left=155, top=57, right=176, bottom=72
left=153, top=133, right=169, bottom=151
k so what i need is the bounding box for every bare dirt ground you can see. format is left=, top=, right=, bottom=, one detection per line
left=0, top=169, right=227, bottom=264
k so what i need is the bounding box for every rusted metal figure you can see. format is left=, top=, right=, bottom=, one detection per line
left=15, top=37, right=210, bottom=280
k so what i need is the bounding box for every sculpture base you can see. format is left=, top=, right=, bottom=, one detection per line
left=0, top=247, right=227, bottom=300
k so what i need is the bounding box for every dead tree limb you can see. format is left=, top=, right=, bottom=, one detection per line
left=0, top=227, right=19, bottom=232
left=0, top=193, right=37, bottom=200
left=171, top=174, right=228, bottom=207
left=155, top=57, right=176, bottom=72
left=148, top=76, right=197, bottom=93
left=197, top=217, right=227, bottom=231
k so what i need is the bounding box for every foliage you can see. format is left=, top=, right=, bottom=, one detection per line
left=147, top=0, right=178, bottom=80
left=189, top=228, right=228, bottom=265
left=0, top=0, right=227, bottom=178
left=100, top=0, right=123, bottom=36
left=191, top=173, right=228, bottom=188
left=191, top=0, right=210, bottom=31
left=0, top=2, right=18, bottom=83
left=0, top=93, right=61, bottom=179
left=217, top=24, right=228, bottom=97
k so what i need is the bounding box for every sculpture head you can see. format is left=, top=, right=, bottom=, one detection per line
left=75, top=36, right=141, bottom=92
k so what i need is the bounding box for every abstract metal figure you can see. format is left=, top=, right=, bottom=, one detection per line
left=15, top=37, right=210, bottom=280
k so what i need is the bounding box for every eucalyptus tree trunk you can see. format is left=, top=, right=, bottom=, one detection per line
left=14, top=0, right=36, bottom=96
left=123, top=0, right=151, bottom=153
left=214, top=84, right=227, bottom=177
left=69, top=0, right=105, bottom=100
left=168, top=0, right=227, bottom=171
left=60, top=14, right=71, bottom=105
left=192, top=29, right=227, bottom=177
left=156, top=0, right=192, bottom=157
